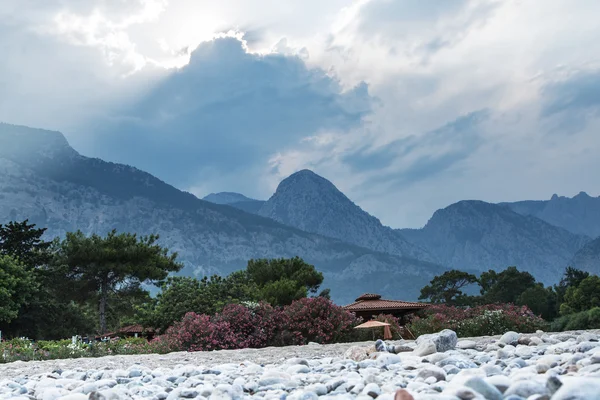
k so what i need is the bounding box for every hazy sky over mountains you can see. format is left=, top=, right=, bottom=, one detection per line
left=1, top=0, right=599, bottom=228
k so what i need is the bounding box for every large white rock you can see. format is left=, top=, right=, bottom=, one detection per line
left=413, top=339, right=437, bottom=357
left=415, top=329, right=458, bottom=352
left=551, top=377, right=600, bottom=400
left=499, top=331, right=520, bottom=345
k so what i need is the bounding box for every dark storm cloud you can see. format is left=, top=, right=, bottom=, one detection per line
left=89, top=37, right=372, bottom=188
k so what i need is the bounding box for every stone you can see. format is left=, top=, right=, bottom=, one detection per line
left=180, top=389, right=199, bottom=398
left=464, top=377, right=503, bottom=400
left=550, top=377, right=600, bottom=400
left=41, top=388, right=70, bottom=400
left=443, top=385, right=486, bottom=400
left=577, top=341, right=599, bottom=353
left=393, top=345, right=414, bottom=353
left=393, top=389, right=414, bottom=400
left=128, top=369, right=143, bottom=378
left=287, top=365, right=310, bottom=374
left=344, top=346, right=369, bottom=362
left=500, top=331, right=520, bottom=346
left=437, top=357, right=477, bottom=370
left=55, top=395, right=88, bottom=400
left=456, top=341, right=477, bottom=350
left=415, top=330, right=458, bottom=353
left=376, top=353, right=402, bottom=366
left=413, top=340, right=437, bottom=357
left=375, top=340, right=392, bottom=353
left=485, top=375, right=510, bottom=393
left=416, top=365, right=447, bottom=382
left=504, top=381, right=549, bottom=398
left=529, top=337, right=543, bottom=346
left=362, top=383, right=381, bottom=398
left=88, top=392, right=107, bottom=400
left=518, top=337, right=531, bottom=346
left=577, top=333, right=598, bottom=343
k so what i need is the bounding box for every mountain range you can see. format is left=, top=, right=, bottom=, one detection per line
left=0, top=123, right=445, bottom=304
left=1, top=122, right=598, bottom=303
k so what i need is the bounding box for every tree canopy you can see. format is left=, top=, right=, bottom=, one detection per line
left=480, top=266, right=536, bottom=304
left=0, top=255, right=37, bottom=323
left=53, top=230, right=182, bottom=333
left=0, top=220, right=52, bottom=268
left=149, top=273, right=258, bottom=332
left=561, top=275, right=600, bottom=315
left=419, top=269, right=478, bottom=305
left=246, top=257, right=324, bottom=306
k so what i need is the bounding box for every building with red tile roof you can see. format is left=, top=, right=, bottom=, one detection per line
left=343, top=293, right=428, bottom=323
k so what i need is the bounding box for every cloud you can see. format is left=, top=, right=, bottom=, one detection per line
left=83, top=36, right=372, bottom=192
left=2, top=0, right=600, bottom=231
left=541, top=68, right=600, bottom=117
left=343, top=110, right=489, bottom=181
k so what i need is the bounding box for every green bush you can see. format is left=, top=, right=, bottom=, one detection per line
left=0, top=336, right=169, bottom=363
left=407, top=304, right=548, bottom=337
left=550, top=307, right=600, bottom=331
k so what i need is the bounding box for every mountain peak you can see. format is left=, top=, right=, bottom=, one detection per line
left=274, top=169, right=340, bottom=197
left=203, top=192, right=257, bottom=205
left=575, top=191, right=590, bottom=199
left=258, top=169, right=434, bottom=261
left=0, top=122, right=77, bottom=161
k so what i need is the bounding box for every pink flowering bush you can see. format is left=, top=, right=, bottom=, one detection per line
left=152, top=298, right=361, bottom=352
left=283, top=297, right=360, bottom=345
left=213, top=302, right=286, bottom=348
left=408, top=303, right=548, bottom=337
left=162, top=312, right=239, bottom=352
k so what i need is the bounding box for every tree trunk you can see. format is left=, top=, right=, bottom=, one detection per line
left=99, top=281, right=108, bottom=335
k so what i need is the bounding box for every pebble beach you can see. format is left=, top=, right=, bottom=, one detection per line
left=1, top=329, right=600, bottom=400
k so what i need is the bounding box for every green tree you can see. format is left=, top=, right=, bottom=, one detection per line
left=480, top=266, right=536, bottom=304
left=0, top=220, right=52, bottom=268
left=554, top=266, right=590, bottom=308
left=419, top=269, right=478, bottom=304
left=246, top=257, right=324, bottom=306
left=517, top=283, right=558, bottom=320
left=0, top=255, right=37, bottom=323
left=53, top=230, right=182, bottom=333
left=560, top=266, right=590, bottom=288
left=149, top=272, right=258, bottom=332
left=478, top=269, right=499, bottom=296
left=561, top=275, right=600, bottom=314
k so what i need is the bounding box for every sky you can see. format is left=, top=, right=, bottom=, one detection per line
left=1, top=0, right=600, bottom=228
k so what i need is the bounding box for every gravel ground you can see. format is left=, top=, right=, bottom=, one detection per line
left=1, top=329, right=599, bottom=400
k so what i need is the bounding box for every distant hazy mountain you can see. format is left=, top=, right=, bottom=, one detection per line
left=569, top=236, right=600, bottom=275
left=398, top=200, right=590, bottom=283
left=203, top=192, right=265, bottom=214
left=502, top=192, right=600, bottom=238
left=0, top=123, right=445, bottom=304
left=257, top=169, right=434, bottom=262
left=203, top=192, right=257, bottom=204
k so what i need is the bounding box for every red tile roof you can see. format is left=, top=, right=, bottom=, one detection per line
left=99, top=324, right=155, bottom=338
left=118, top=324, right=153, bottom=334
left=344, top=293, right=428, bottom=312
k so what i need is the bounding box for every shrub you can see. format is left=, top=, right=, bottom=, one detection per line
left=282, top=297, right=360, bottom=344
left=163, top=312, right=239, bottom=352
left=213, top=302, right=286, bottom=348
left=550, top=307, right=600, bottom=331
left=407, top=304, right=547, bottom=337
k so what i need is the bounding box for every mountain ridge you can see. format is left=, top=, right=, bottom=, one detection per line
left=0, top=122, right=445, bottom=304
left=257, top=169, right=435, bottom=262
left=502, top=192, right=600, bottom=238
left=399, top=200, right=590, bottom=283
